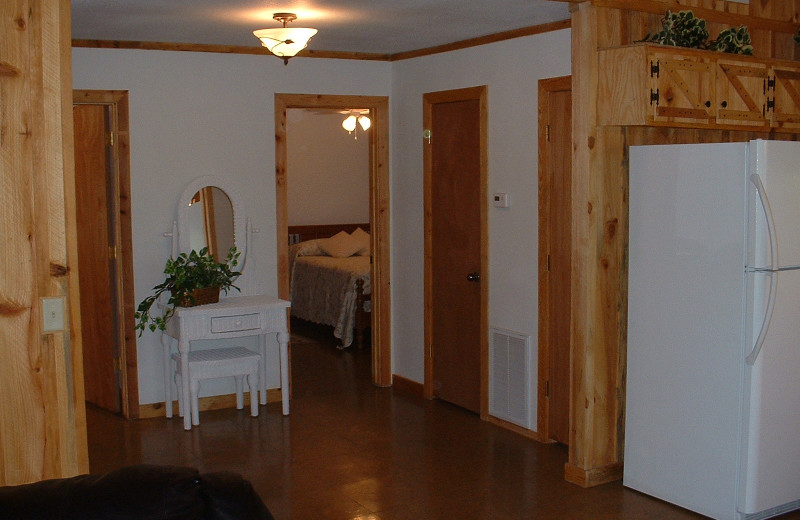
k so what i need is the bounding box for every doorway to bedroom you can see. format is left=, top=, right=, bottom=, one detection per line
left=275, top=94, right=391, bottom=388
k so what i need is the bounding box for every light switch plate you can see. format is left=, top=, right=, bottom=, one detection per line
left=41, top=297, right=65, bottom=332
left=492, top=192, right=510, bottom=208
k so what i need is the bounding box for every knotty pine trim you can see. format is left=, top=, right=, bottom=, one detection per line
left=390, top=19, right=571, bottom=61
left=138, top=389, right=283, bottom=419
left=564, top=461, right=624, bottom=488
left=70, top=18, right=571, bottom=62
left=71, top=39, right=391, bottom=60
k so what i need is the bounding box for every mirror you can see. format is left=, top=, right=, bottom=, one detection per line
left=177, top=176, right=247, bottom=267
left=187, top=187, right=234, bottom=260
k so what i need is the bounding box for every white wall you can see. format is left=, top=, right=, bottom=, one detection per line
left=71, top=29, right=572, bottom=430
left=286, top=109, right=369, bottom=226
left=71, top=49, right=391, bottom=404
left=389, top=29, right=572, bottom=425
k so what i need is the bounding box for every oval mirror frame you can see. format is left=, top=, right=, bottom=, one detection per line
left=177, top=175, right=246, bottom=264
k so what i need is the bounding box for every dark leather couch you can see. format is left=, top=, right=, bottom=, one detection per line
left=0, top=464, right=274, bottom=520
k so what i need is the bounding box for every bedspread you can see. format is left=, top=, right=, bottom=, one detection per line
left=290, top=255, right=371, bottom=348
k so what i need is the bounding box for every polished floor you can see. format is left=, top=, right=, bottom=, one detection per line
left=87, top=322, right=800, bottom=519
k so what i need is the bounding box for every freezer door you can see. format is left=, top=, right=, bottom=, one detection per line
left=626, top=142, right=748, bottom=520
left=747, top=140, right=800, bottom=270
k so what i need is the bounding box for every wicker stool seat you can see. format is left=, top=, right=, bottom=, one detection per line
left=173, top=347, right=260, bottom=426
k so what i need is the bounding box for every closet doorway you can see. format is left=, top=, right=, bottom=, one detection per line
left=274, top=94, right=391, bottom=386
left=73, top=90, right=139, bottom=418
left=537, top=76, right=572, bottom=445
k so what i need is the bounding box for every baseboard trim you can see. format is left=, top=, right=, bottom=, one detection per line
left=391, top=374, right=424, bottom=399
left=138, top=389, right=283, bottom=419
left=486, top=415, right=547, bottom=442
left=564, top=462, right=623, bottom=488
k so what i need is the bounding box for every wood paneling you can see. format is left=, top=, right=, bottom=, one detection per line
left=0, top=0, right=87, bottom=485
left=568, top=0, right=800, bottom=487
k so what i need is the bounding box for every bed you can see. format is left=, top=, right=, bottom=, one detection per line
left=288, top=223, right=371, bottom=349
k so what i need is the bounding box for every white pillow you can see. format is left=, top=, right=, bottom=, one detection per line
left=350, top=227, right=371, bottom=256
left=319, top=231, right=362, bottom=258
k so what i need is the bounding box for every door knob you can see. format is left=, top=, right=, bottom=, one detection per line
left=467, top=272, right=480, bottom=282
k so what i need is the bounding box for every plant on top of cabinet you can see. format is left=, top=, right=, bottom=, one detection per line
left=709, top=26, right=753, bottom=56
left=643, top=10, right=709, bottom=49
left=643, top=10, right=753, bottom=56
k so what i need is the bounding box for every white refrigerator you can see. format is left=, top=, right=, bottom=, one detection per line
left=625, top=140, right=800, bottom=520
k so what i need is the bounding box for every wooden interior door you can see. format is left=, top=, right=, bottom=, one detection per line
left=73, top=103, right=122, bottom=413
left=538, top=76, right=572, bottom=445
left=424, top=87, right=487, bottom=414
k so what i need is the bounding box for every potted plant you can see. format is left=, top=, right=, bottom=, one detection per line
left=709, top=25, right=753, bottom=55
left=643, top=10, right=709, bottom=49
left=642, top=10, right=753, bottom=55
left=135, top=247, right=241, bottom=335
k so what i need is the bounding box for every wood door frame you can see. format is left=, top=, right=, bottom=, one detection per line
left=73, top=90, right=139, bottom=419
left=536, top=75, right=572, bottom=441
left=423, top=86, right=489, bottom=418
left=274, top=94, right=391, bottom=386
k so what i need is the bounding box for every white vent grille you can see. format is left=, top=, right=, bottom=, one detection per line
left=489, top=328, right=532, bottom=429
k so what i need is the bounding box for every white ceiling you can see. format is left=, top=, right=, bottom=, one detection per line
left=70, top=0, right=572, bottom=56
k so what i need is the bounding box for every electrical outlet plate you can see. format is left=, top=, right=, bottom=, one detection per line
left=41, top=297, right=65, bottom=332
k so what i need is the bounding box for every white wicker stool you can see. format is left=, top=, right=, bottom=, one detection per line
left=172, top=347, right=260, bottom=426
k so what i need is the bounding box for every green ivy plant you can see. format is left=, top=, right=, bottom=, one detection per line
left=709, top=26, right=753, bottom=55
left=643, top=10, right=709, bottom=49
left=135, top=247, right=241, bottom=335
left=642, top=10, right=753, bottom=56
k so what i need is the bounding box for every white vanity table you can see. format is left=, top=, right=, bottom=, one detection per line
left=161, top=294, right=291, bottom=430
left=157, top=175, right=291, bottom=430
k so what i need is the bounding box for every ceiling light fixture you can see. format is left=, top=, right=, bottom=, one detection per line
left=253, top=13, right=317, bottom=65
left=342, top=110, right=371, bottom=140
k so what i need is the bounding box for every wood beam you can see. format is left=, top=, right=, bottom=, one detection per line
left=593, top=0, right=799, bottom=33
left=566, top=0, right=628, bottom=488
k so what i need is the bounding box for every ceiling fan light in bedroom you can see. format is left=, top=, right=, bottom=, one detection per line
left=342, top=114, right=358, bottom=132
left=342, top=111, right=371, bottom=139
left=253, top=13, right=317, bottom=65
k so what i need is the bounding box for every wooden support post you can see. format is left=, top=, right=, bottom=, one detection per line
left=566, top=1, right=626, bottom=488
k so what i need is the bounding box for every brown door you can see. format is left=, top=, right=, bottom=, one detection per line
left=538, top=76, right=571, bottom=444
left=424, top=87, right=487, bottom=414
left=73, top=103, right=122, bottom=413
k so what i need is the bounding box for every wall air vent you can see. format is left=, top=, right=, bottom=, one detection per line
left=489, top=327, right=533, bottom=429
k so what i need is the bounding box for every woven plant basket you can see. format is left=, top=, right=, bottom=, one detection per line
left=176, top=286, right=219, bottom=307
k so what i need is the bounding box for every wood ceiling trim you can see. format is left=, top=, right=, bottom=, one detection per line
left=70, top=18, right=572, bottom=62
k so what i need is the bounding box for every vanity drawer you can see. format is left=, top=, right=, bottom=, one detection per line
left=211, top=313, right=260, bottom=333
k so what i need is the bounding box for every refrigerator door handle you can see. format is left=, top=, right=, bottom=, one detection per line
left=747, top=173, right=778, bottom=365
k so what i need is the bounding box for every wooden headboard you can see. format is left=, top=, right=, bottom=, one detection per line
left=288, top=223, right=370, bottom=244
